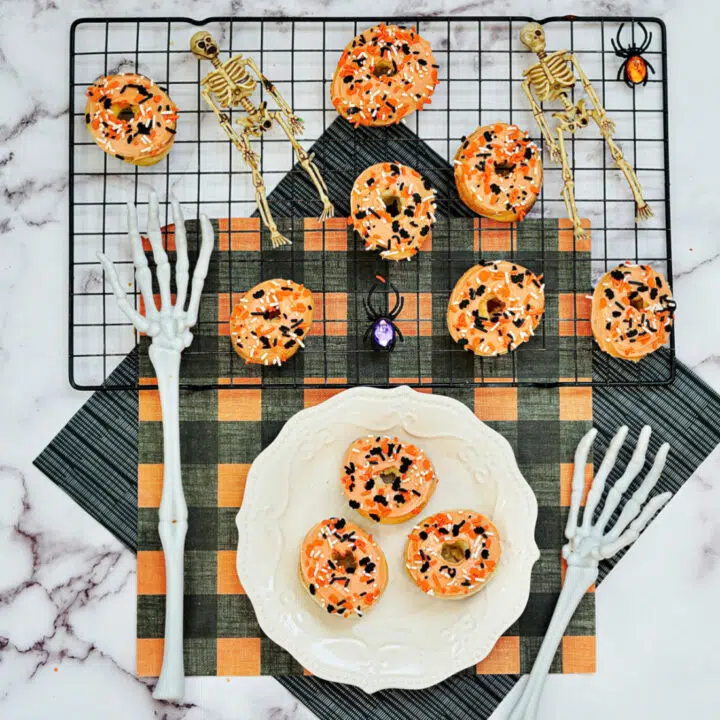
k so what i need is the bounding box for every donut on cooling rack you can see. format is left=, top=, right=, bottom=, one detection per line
left=454, top=123, right=543, bottom=222
left=350, top=162, right=437, bottom=261
left=299, top=517, right=388, bottom=618
left=591, top=263, right=675, bottom=362
left=405, top=510, right=501, bottom=599
left=85, top=73, right=178, bottom=166
left=447, top=260, right=545, bottom=356
left=230, top=278, right=314, bottom=366
left=331, top=23, right=439, bottom=127
left=341, top=435, right=438, bottom=524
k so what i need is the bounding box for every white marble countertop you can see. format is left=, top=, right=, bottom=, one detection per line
left=1, top=0, right=719, bottom=718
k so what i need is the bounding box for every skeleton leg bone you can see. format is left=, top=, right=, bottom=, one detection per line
left=555, top=126, right=588, bottom=242
left=272, top=112, right=335, bottom=222
left=591, top=110, right=652, bottom=222
left=239, top=128, right=291, bottom=248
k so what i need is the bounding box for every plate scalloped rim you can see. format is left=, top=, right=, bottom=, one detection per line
left=236, top=385, right=539, bottom=693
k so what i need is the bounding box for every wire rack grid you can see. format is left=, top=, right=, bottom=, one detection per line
left=69, top=15, right=674, bottom=391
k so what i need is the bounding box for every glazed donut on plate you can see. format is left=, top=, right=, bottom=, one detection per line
left=454, top=123, right=542, bottom=222
left=331, top=23, right=439, bottom=127
left=350, top=162, right=436, bottom=261
left=341, top=435, right=438, bottom=524
left=230, top=278, right=313, bottom=366
left=85, top=73, right=178, bottom=165
left=447, top=260, right=545, bottom=356
left=404, top=510, right=501, bottom=599
left=591, top=263, right=675, bottom=362
left=299, top=517, right=388, bottom=618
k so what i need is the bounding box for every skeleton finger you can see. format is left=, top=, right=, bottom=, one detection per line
left=564, top=427, right=597, bottom=541
left=185, top=213, right=214, bottom=328
left=128, top=202, right=158, bottom=319
left=595, top=425, right=651, bottom=532
left=172, top=201, right=189, bottom=317
left=97, top=252, right=152, bottom=334
left=147, top=192, right=172, bottom=312
left=581, top=426, right=628, bottom=531
left=593, top=492, right=671, bottom=560
left=605, top=441, right=670, bottom=542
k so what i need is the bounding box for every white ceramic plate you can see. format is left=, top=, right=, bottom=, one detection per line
left=235, top=386, right=539, bottom=692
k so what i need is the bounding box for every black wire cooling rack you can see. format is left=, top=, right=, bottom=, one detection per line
left=69, top=15, right=674, bottom=391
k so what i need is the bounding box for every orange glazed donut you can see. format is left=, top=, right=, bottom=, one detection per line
left=230, top=279, right=313, bottom=366
left=350, top=162, right=436, bottom=261
left=299, top=517, right=388, bottom=618
left=447, top=261, right=545, bottom=356
left=405, top=510, right=501, bottom=599
left=591, top=263, right=675, bottom=362
left=331, top=24, right=439, bottom=127
left=341, top=436, right=438, bottom=524
left=85, top=73, right=178, bottom=166
left=454, top=123, right=542, bottom=222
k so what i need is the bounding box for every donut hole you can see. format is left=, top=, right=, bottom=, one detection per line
left=332, top=549, right=357, bottom=574
left=381, top=192, right=403, bottom=218
left=630, top=296, right=646, bottom=311
left=372, top=59, right=396, bottom=78
left=112, top=103, right=138, bottom=122
left=495, top=161, right=516, bottom=178
left=378, top=468, right=400, bottom=485
left=265, top=306, right=281, bottom=320
left=485, top=295, right=507, bottom=316
left=441, top=539, right=470, bottom=565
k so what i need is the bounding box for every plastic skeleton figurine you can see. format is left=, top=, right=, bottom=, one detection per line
left=508, top=425, right=671, bottom=719
left=519, top=22, right=652, bottom=242
left=190, top=31, right=334, bottom=248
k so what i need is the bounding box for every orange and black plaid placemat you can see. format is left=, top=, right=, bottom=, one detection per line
left=135, top=212, right=596, bottom=677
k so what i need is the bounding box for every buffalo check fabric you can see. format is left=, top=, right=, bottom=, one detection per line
left=135, top=214, right=596, bottom=677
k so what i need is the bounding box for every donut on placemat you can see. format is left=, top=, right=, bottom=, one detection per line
left=341, top=435, right=438, bottom=524
left=447, top=260, right=545, bottom=356
left=454, top=123, right=542, bottom=222
left=591, top=262, right=675, bottom=362
left=299, top=517, right=388, bottom=618
left=230, top=278, right=313, bottom=366
left=331, top=23, right=439, bottom=127
left=405, top=510, right=501, bottom=599
left=350, top=162, right=436, bottom=261
left=85, top=73, right=178, bottom=166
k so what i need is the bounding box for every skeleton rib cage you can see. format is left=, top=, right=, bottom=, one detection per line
left=202, top=55, right=255, bottom=109
left=523, top=50, right=576, bottom=102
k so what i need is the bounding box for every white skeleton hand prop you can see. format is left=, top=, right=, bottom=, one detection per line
left=563, top=425, right=671, bottom=566
left=508, top=425, right=671, bottom=720
left=98, top=194, right=214, bottom=702
left=97, top=193, right=214, bottom=351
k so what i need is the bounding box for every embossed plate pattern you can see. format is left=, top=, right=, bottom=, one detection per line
left=235, top=386, right=539, bottom=692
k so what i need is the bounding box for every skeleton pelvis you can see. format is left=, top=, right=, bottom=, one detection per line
left=236, top=101, right=273, bottom=135
left=552, top=99, right=589, bottom=134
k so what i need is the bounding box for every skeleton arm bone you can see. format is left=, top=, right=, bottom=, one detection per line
left=568, top=55, right=615, bottom=133
left=245, top=57, right=295, bottom=117
left=521, top=80, right=561, bottom=162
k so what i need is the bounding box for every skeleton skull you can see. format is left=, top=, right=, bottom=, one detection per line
left=190, top=31, right=219, bottom=60
left=520, top=22, right=546, bottom=54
